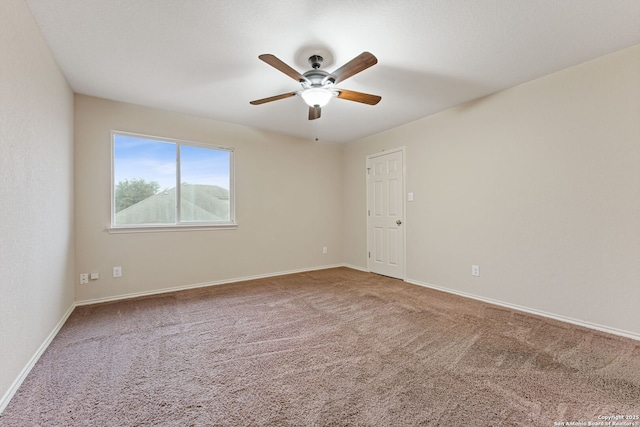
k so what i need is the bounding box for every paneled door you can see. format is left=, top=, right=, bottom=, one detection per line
left=367, top=149, right=405, bottom=279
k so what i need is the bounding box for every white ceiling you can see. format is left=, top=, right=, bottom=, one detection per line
left=26, top=0, right=640, bottom=144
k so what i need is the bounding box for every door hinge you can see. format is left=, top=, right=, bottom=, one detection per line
left=368, top=251, right=371, bottom=258
left=368, top=210, right=370, bottom=216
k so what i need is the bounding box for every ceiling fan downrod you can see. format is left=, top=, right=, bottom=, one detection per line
left=308, top=55, right=323, bottom=69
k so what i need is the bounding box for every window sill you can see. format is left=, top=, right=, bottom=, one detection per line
left=106, top=224, right=238, bottom=234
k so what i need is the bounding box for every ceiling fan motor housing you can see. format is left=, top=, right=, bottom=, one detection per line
left=303, top=55, right=335, bottom=88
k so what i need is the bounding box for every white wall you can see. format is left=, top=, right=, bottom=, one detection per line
left=344, top=45, right=640, bottom=337
left=0, top=0, right=75, bottom=407
left=74, top=95, right=343, bottom=302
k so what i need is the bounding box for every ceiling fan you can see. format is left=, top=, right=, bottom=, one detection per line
left=250, top=52, right=381, bottom=120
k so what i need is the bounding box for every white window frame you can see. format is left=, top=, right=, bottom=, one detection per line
left=108, top=131, right=236, bottom=233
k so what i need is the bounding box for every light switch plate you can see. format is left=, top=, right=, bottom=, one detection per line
left=471, top=265, right=480, bottom=277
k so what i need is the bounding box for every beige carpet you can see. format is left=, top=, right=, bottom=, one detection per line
left=1, top=268, right=639, bottom=426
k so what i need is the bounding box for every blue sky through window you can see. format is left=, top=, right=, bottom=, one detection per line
left=114, top=134, right=230, bottom=192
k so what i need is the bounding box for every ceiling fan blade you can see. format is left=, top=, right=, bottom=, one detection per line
left=250, top=91, right=297, bottom=105
left=308, top=105, right=321, bottom=120
left=330, top=52, right=377, bottom=85
left=258, top=54, right=307, bottom=82
left=336, top=89, right=381, bottom=105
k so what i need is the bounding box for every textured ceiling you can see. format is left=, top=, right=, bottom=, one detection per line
left=26, top=0, right=640, bottom=143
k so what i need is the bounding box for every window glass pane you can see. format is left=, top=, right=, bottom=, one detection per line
left=113, top=135, right=176, bottom=226
left=180, top=145, right=231, bottom=222
left=112, top=132, right=234, bottom=228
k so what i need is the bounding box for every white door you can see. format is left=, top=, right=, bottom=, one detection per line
left=367, top=149, right=405, bottom=279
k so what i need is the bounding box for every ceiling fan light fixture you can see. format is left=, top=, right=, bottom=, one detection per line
left=301, top=88, right=334, bottom=107
left=251, top=52, right=380, bottom=121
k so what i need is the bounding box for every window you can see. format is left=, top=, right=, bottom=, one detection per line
left=111, top=131, right=234, bottom=229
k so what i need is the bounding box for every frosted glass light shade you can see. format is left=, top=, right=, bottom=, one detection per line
left=301, top=88, right=333, bottom=107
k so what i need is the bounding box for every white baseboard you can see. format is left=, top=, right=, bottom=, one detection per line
left=405, top=277, right=640, bottom=342
left=0, top=304, right=76, bottom=415
left=342, top=263, right=369, bottom=273
left=75, top=264, right=345, bottom=306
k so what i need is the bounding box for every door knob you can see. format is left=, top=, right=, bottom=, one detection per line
left=396, top=220, right=402, bottom=225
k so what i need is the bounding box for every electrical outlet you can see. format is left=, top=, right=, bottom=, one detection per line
left=471, top=265, right=480, bottom=277
left=113, top=266, right=122, bottom=278
left=80, top=273, right=89, bottom=285
left=322, top=246, right=328, bottom=254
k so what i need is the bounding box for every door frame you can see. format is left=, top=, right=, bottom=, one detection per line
left=366, top=146, right=407, bottom=280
